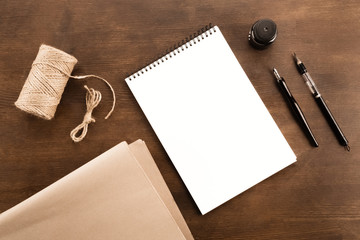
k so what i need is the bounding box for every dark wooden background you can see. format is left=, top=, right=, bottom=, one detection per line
left=1, top=1, right=359, bottom=239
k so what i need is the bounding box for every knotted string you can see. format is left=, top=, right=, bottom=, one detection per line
left=70, top=85, right=102, bottom=142
left=36, top=65, right=116, bottom=143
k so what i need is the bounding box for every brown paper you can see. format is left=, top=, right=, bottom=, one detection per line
left=129, top=140, right=193, bottom=240
left=0, top=140, right=193, bottom=240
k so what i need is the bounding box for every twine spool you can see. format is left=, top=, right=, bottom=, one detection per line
left=15, top=45, right=78, bottom=120
left=15, top=44, right=116, bottom=142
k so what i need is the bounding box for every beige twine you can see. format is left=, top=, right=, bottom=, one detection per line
left=70, top=85, right=101, bottom=142
left=15, top=44, right=116, bottom=142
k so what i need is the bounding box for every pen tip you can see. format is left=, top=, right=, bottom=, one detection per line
left=292, top=52, right=297, bottom=60
left=273, top=68, right=281, bottom=80
left=292, top=52, right=301, bottom=64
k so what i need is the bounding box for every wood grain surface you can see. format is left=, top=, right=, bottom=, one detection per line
left=1, top=1, right=359, bottom=239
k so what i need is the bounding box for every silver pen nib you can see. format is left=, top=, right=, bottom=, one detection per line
left=293, top=52, right=302, bottom=65
left=273, top=68, right=281, bottom=81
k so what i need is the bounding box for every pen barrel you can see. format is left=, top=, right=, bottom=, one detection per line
left=315, top=96, right=348, bottom=146
left=277, top=79, right=318, bottom=147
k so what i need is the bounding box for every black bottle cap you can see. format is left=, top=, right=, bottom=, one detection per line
left=248, top=19, right=277, bottom=49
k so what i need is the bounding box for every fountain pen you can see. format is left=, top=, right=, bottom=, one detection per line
left=273, top=68, right=319, bottom=147
left=293, top=53, right=350, bottom=151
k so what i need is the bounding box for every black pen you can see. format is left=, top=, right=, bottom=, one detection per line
left=273, top=68, right=319, bottom=147
left=293, top=53, right=350, bottom=151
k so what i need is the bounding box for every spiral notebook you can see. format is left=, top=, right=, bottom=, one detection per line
left=125, top=25, right=296, bottom=215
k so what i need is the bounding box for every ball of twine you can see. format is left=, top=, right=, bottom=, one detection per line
left=15, top=44, right=116, bottom=142
left=15, top=44, right=78, bottom=120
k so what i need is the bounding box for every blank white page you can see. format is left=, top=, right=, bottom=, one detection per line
left=126, top=26, right=296, bottom=215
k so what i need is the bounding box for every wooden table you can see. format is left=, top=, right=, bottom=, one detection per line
left=1, top=1, right=359, bottom=239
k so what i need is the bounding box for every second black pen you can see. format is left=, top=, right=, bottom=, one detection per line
left=273, top=68, right=319, bottom=147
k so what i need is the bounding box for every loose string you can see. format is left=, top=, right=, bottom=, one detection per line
left=31, top=61, right=116, bottom=120
left=70, top=74, right=115, bottom=119
left=70, top=85, right=101, bottom=142
left=31, top=62, right=116, bottom=143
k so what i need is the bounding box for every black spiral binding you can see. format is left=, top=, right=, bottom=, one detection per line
left=127, top=23, right=216, bottom=81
